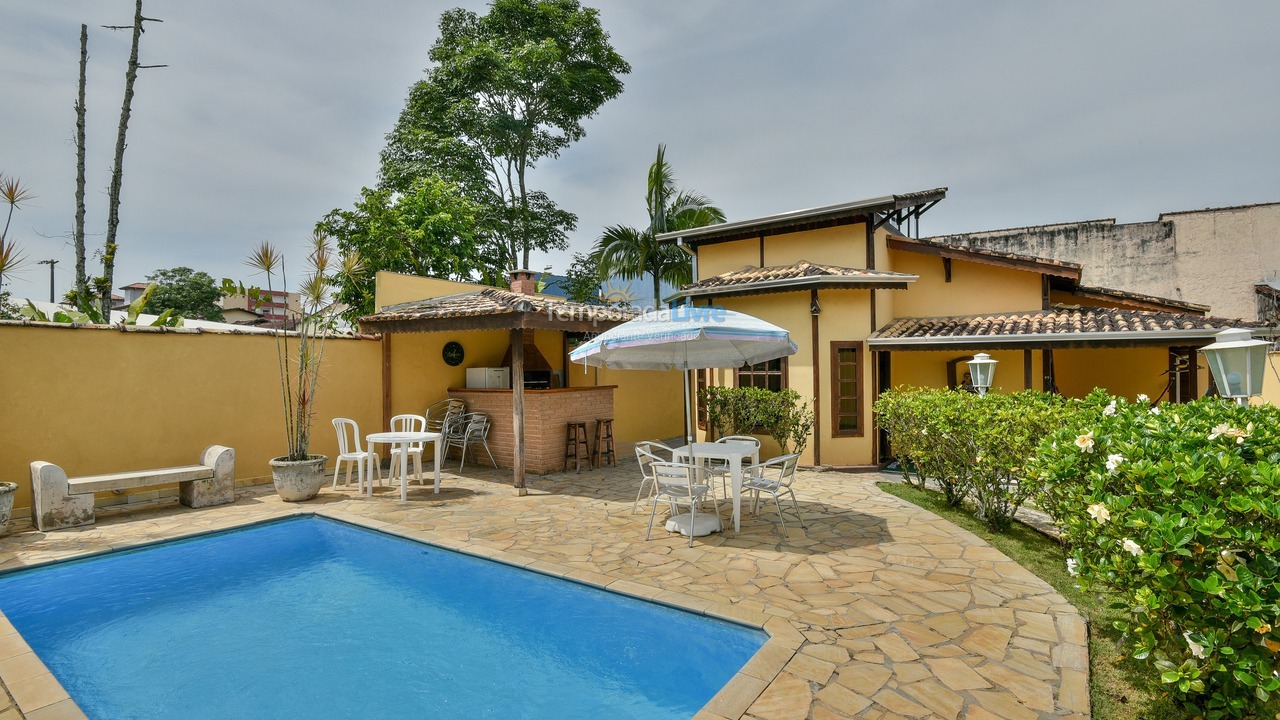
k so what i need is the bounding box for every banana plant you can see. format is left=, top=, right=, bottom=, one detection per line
left=19, top=282, right=183, bottom=327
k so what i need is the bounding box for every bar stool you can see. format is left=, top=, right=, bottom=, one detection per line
left=592, top=419, right=617, bottom=468
left=564, top=421, right=591, bottom=472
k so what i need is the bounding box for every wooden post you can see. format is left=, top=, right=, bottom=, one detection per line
left=511, top=328, right=527, bottom=494
left=381, top=334, right=392, bottom=431
left=810, top=289, right=822, bottom=467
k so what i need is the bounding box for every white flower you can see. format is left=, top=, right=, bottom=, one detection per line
left=1209, top=423, right=1249, bottom=443
left=1066, top=558, right=1079, bottom=576
left=1122, top=538, right=1144, bottom=556
left=1075, top=431, right=1096, bottom=453
left=1106, top=453, right=1125, bottom=473
left=1150, top=406, right=1161, bottom=415
left=1103, top=400, right=1117, bottom=416
left=1087, top=503, right=1110, bottom=524
left=1136, top=393, right=1150, bottom=403
left=1184, top=632, right=1207, bottom=659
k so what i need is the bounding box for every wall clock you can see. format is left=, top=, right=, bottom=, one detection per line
left=442, top=341, right=465, bottom=366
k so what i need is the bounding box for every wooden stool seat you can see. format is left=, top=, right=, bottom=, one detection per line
left=592, top=419, right=617, bottom=468
left=564, top=421, right=591, bottom=472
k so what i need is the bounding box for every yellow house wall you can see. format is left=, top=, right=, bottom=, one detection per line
left=763, top=224, right=867, bottom=269
left=1260, top=352, right=1280, bottom=406
left=375, top=271, right=490, bottom=309
left=0, top=325, right=381, bottom=512
left=889, top=349, right=1043, bottom=393
left=1051, top=347, right=1173, bottom=400
left=386, top=330, right=512, bottom=419
left=815, top=290, right=874, bottom=467
left=888, top=251, right=1044, bottom=318
left=696, top=239, right=758, bottom=280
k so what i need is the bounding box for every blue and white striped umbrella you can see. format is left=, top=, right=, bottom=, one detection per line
left=570, top=306, right=798, bottom=371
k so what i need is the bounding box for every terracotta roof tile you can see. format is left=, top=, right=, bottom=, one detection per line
left=872, top=306, right=1247, bottom=342
left=359, top=287, right=637, bottom=325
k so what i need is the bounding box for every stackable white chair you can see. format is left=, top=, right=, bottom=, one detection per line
left=632, top=441, right=670, bottom=514
left=388, top=414, right=427, bottom=485
left=741, top=453, right=804, bottom=532
left=708, top=435, right=761, bottom=498
left=457, top=413, right=497, bottom=471
left=645, top=461, right=720, bottom=548
left=332, top=418, right=381, bottom=492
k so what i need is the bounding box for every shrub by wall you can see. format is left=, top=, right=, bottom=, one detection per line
left=874, top=387, right=1069, bottom=530
left=1027, top=391, right=1280, bottom=719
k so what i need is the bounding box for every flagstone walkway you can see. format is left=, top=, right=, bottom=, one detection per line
left=0, top=461, right=1088, bottom=719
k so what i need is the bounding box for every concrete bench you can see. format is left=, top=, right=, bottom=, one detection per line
left=31, top=446, right=235, bottom=532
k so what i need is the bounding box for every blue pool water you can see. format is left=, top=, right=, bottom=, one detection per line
left=0, top=516, right=764, bottom=719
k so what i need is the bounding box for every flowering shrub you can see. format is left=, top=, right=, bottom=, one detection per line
left=1027, top=391, right=1280, bottom=719
left=874, top=388, right=1069, bottom=530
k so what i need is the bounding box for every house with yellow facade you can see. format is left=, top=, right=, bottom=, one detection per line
left=658, top=188, right=1248, bottom=470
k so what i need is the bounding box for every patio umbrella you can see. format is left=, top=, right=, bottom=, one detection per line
left=569, top=306, right=798, bottom=441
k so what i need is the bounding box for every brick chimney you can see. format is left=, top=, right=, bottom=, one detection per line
left=509, top=269, right=538, bottom=295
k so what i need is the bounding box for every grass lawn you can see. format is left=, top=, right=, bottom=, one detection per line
left=878, top=481, right=1200, bottom=720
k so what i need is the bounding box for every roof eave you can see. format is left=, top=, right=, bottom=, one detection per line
left=656, top=188, right=947, bottom=247
left=867, top=328, right=1246, bottom=351
left=673, top=274, right=918, bottom=300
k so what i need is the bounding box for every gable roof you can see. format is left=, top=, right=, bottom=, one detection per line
left=887, top=235, right=1083, bottom=280
left=869, top=306, right=1249, bottom=350
left=1063, top=284, right=1210, bottom=315
left=672, top=261, right=917, bottom=300
left=655, top=188, right=947, bottom=247
left=358, top=287, right=637, bottom=334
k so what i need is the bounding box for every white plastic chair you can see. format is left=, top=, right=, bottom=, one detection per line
left=645, top=461, right=721, bottom=548
left=388, top=414, right=427, bottom=485
left=332, top=418, right=381, bottom=492
left=741, top=453, right=804, bottom=532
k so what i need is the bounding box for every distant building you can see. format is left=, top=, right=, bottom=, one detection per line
left=925, top=201, right=1280, bottom=321
left=219, top=289, right=300, bottom=326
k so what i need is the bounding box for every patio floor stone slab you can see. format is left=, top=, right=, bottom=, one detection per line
left=0, top=462, right=1088, bottom=719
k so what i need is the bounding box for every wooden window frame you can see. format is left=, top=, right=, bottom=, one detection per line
left=831, top=341, right=864, bottom=438
left=735, top=357, right=788, bottom=392
left=696, top=369, right=708, bottom=430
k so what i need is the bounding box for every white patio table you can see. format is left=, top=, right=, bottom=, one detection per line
left=365, top=430, right=443, bottom=501
left=671, top=441, right=759, bottom=533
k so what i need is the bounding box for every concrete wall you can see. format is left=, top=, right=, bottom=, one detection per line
left=929, top=202, right=1280, bottom=321
left=0, top=323, right=382, bottom=511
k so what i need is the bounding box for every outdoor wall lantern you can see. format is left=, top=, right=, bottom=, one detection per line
left=1200, top=328, right=1269, bottom=405
left=966, top=353, right=998, bottom=396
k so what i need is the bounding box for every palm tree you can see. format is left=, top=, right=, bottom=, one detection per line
left=0, top=175, right=34, bottom=292
left=592, top=145, right=725, bottom=308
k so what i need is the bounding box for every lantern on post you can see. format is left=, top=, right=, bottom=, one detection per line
left=1200, top=328, right=1269, bottom=406
left=966, top=353, right=998, bottom=396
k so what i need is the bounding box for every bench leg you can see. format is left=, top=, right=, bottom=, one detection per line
left=30, top=461, right=94, bottom=532
left=180, top=446, right=236, bottom=509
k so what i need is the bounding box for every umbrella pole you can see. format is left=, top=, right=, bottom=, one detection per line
left=683, top=370, right=694, bottom=445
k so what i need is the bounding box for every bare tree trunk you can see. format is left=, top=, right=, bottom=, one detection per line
left=74, top=24, right=88, bottom=304
left=100, top=0, right=146, bottom=321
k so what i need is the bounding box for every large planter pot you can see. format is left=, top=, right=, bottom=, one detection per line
left=0, top=483, right=15, bottom=536
left=269, top=455, right=328, bottom=502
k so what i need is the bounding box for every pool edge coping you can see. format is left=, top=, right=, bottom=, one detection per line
left=0, top=506, right=798, bottom=720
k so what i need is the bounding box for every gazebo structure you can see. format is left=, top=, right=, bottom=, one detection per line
left=358, top=272, right=637, bottom=492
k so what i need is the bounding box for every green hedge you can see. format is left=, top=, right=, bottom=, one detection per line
left=873, top=387, right=1069, bottom=531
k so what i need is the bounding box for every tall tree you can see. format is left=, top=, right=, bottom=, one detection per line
left=74, top=24, right=89, bottom=303
left=143, top=267, right=224, bottom=321
left=592, top=145, right=726, bottom=308
left=316, top=175, right=494, bottom=321
left=380, top=0, right=630, bottom=270
left=97, top=0, right=164, bottom=320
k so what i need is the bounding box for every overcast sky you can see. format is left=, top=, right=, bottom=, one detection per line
left=4, top=1, right=1278, bottom=300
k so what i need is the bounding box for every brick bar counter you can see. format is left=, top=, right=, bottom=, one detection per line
left=447, top=386, right=616, bottom=474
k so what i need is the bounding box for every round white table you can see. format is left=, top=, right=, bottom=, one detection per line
left=365, top=431, right=443, bottom=501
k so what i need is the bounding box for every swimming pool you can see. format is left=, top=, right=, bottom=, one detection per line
left=0, top=516, right=765, bottom=719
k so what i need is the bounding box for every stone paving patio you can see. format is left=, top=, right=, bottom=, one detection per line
left=0, top=460, right=1088, bottom=720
